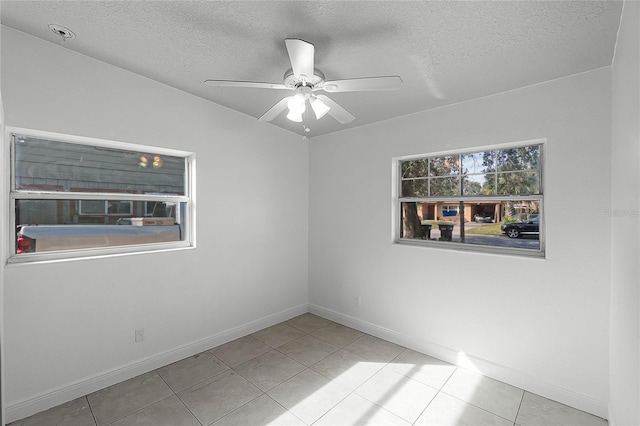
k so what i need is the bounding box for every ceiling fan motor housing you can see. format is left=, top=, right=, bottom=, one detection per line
left=283, top=69, right=325, bottom=89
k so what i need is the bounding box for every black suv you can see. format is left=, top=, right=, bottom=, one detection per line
left=501, top=216, right=539, bottom=239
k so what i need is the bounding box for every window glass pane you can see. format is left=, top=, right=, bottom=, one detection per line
left=469, top=200, right=540, bottom=248
left=497, top=171, right=540, bottom=195
left=78, top=200, right=105, bottom=215
left=461, top=152, right=493, bottom=174
left=401, top=179, right=428, bottom=197
left=467, top=173, right=497, bottom=195
left=429, top=176, right=459, bottom=196
left=441, top=204, right=459, bottom=217
left=401, top=159, right=428, bottom=178
left=146, top=201, right=176, bottom=217
left=400, top=202, right=432, bottom=240
left=17, top=199, right=183, bottom=225
left=107, top=201, right=132, bottom=215
left=78, top=200, right=133, bottom=216
left=15, top=199, right=186, bottom=254
left=400, top=200, right=540, bottom=251
left=429, top=155, right=460, bottom=177
left=496, top=146, right=540, bottom=172
left=14, top=136, right=185, bottom=195
left=462, top=175, right=488, bottom=195
left=14, top=199, right=59, bottom=225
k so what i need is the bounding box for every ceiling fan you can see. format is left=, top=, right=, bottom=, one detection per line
left=204, top=39, right=403, bottom=127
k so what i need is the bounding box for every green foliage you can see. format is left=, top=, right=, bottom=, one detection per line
left=462, top=179, right=482, bottom=195
left=401, top=159, right=428, bottom=178
left=482, top=145, right=540, bottom=195
left=401, top=144, right=541, bottom=198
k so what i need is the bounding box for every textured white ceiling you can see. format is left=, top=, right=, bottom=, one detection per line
left=1, top=1, right=623, bottom=138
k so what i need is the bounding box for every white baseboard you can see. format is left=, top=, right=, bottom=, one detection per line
left=309, top=303, right=609, bottom=420
left=6, top=303, right=308, bottom=423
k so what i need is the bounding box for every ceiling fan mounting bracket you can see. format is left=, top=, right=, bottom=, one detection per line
left=283, top=69, right=325, bottom=89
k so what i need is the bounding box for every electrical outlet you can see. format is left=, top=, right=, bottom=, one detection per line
left=135, top=328, right=145, bottom=343
left=354, top=295, right=361, bottom=307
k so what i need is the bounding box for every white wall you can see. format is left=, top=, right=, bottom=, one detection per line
left=610, top=2, right=640, bottom=425
left=3, top=14, right=634, bottom=423
left=0, top=81, right=6, bottom=426
left=309, top=68, right=612, bottom=417
left=1, top=27, right=309, bottom=421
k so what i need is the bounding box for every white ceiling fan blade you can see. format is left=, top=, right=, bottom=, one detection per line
left=204, top=80, right=289, bottom=90
left=258, top=97, right=292, bottom=122
left=321, top=76, right=403, bottom=93
left=285, top=39, right=314, bottom=83
left=316, top=95, right=355, bottom=124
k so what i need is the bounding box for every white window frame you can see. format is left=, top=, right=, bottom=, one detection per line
left=6, top=127, right=196, bottom=264
left=392, top=139, right=545, bottom=257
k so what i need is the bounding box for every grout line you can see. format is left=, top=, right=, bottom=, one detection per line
left=438, top=390, right=520, bottom=425
left=155, top=370, right=174, bottom=394
left=265, top=393, right=307, bottom=425
left=173, top=390, right=205, bottom=426
left=102, top=393, right=176, bottom=426
left=513, top=390, right=526, bottom=426
left=85, top=395, right=98, bottom=426
left=212, top=392, right=266, bottom=425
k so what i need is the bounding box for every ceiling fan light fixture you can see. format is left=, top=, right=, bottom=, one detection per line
left=310, top=97, right=330, bottom=120
left=287, top=93, right=306, bottom=115
left=286, top=110, right=303, bottom=122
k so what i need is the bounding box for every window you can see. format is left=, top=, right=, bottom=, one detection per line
left=9, top=129, right=195, bottom=261
left=79, top=200, right=133, bottom=216
left=395, top=140, right=544, bottom=256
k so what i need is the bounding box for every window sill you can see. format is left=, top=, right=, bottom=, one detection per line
left=394, top=238, right=545, bottom=259
left=6, top=242, right=195, bottom=266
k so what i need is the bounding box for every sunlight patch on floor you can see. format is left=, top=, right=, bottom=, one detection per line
left=456, top=351, right=480, bottom=373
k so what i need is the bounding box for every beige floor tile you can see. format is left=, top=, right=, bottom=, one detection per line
left=87, top=372, right=173, bottom=426
left=388, top=349, right=457, bottom=390
left=441, top=368, right=524, bottom=421
left=516, top=392, right=607, bottom=426
left=315, top=393, right=411, bottom=425
left=268, top=368, right=351, bottom=425
left=234, top=350, right=306, bottom=391
left=310, top=349, right=384, bottom=391
left=277, top=334, right=339, bottom=366
left=108, top=395, right=200, bottom=426
left=211, top=394, right=306, bottom=426
left=252, top=323, right=306, bottom=348
left=210, top=335, right=271, bottom=367
left=177, top=370, right=262, bottom=425
left=10, top=315, right=605, bottom=426
left=415, top=392, right=514, bottom=426
left=343, top=335, right=405, bottom=363
left=311, top=322, right=364, bottom=348
left=8, top=397, right=95, bottom=426
left=285, top=313, right=332, bottom=333
left=157, top=351, right=229, bottom=393
left=356, top=366, right=438, bottom=423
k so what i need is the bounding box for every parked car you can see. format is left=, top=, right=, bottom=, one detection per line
left=16, top=218, right=181, bottom=254
left=474, top=214, right=493, bottom=223
left=501, top=216, right=539, bottom=238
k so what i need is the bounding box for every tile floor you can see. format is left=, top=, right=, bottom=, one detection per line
left=10, top=314, right=608, bottom=426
